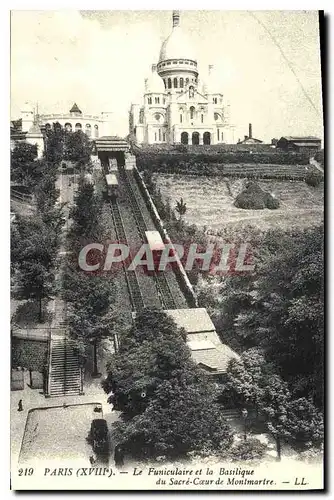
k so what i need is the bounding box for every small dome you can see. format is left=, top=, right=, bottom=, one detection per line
left=159, top=12, right=196, bottom=63
left=146, top=65, right=165, bottom=94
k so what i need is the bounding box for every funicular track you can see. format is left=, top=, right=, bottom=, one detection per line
left=109, top=198, right=145, bottom=312
left=118, top=166, right=177, bottom=310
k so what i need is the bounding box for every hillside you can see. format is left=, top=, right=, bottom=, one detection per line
left=154, top=174, right=323, bottom=232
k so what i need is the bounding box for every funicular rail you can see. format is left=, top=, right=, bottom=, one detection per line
left=118, top=166, right=177, bottom=310
left=109, top=198, right=145, bottom=312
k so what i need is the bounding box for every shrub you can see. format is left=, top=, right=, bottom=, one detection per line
left=234, top=181, right=280, bottom=210
left=266, top=195, right=280, bottom=210
left=228, top=438, right=267, bottom=462
left=305, top=171, right=323, bottom=187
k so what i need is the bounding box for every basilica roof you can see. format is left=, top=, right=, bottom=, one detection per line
left=159, top=11, right=197, bottom=63
left=146, top=65, right=165, bottom=94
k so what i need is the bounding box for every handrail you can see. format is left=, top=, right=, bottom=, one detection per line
left=46, top=328, right=52, bottom=397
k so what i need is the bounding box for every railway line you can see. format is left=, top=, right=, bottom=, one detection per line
left=118, top=166, right=177, bottom=310
left=109, top=197, right=145, bottom=312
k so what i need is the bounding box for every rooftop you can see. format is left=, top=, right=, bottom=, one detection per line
left=69, top=102, right=82, bottom=114
left=280, top=136, right=321, bottom=142
left=164, top=308, right=216, bottom=334
left=166, top=308, right=239, bottom=374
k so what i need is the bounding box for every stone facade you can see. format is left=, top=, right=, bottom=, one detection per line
left=21, top=102, right=113, bottom=139
left=129, top=11, right=235, bottom=145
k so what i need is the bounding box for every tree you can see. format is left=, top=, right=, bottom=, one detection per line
left=64, top=130, right=91, bottom=166
left=44, top=124, right=64, bottom=164
left=222, top=349, right=324, bottom=459
left=11, top=215, right=60, bottom=321
left=175, top=197, right=187, bottom=221
left=113, top=379, right=233, bottom=460
left=70, top=180, right=103, bottom=242
left=103, top=310, right=234, bottom=460
left=218, top=224, right=324, bottom=407
left=15, top=261, right=54, bottom=321
left=34, top=172, right=59, bottom=212
left=281, top=397, right=324, bottom=450
left=63, top=266, right=115, bottom=374
left=11, top=142, right=38, bottom=185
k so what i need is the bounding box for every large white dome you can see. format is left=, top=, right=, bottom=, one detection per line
left=159, top=12, right=197, bottom=63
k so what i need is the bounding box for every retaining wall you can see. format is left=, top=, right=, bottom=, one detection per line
left=133, top=166, right=198, bottom=308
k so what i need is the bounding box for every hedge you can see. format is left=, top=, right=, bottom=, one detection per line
left=134, top=148, right=309, bottom=170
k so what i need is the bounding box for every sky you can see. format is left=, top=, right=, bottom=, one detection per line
left=10, top=10, right=324, bottom=142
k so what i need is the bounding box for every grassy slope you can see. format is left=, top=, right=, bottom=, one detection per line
left=155, top=174, right=324, bottom=232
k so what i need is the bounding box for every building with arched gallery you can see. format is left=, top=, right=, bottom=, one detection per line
left=129, top=10, right=235, bottom=146
left=19, top=102, right=113, bottom=139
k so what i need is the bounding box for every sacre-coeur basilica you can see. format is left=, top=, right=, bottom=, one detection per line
left=129, top=10, right=235, bottom=145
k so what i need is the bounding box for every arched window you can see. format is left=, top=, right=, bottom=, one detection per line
left=65, top=123, right=72, bottom=132
left=214, top=112, right=220, bottom=121
left=155, top=97, right=160, bottom=104
left=190, top=106, right=195, bottom=120
left=180, top=77, right=184, bottom=88
left=185, top=78, right=189, bottom=86
left=213, top=97, right=218, bottom=104
left=181, top=131, right=189, bottom=144
left=85, top=124, right=91, bottom=137
left=192, top=132, right=199, bottom=145
left=94, top=124, right=99, bottom=138
left=203, top=131, right=211, bottom=145
left=173, top=78, right=178, bottom=88
left=168, top=78, right=172, bottom=89
left=148, top=97, right=152, bottom=104
left=75, top=123, right=82, bottom=131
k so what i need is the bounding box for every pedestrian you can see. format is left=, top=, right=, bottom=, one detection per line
left=114, top=444, right=124, bottom=468
left=17, top=399, right=23, bottom=412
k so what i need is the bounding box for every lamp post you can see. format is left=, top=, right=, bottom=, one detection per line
left=241, top=408, right=248, bottom=441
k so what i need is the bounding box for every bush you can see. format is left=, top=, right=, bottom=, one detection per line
left=234, top=181, right=280, bottom=210
left=266, top=195, right=280, bottom=210
left=228, top=438, right=267, bottom=462
left=305, top=171, right=323, bottom=187
left=134, top=149, right=309, bottom=173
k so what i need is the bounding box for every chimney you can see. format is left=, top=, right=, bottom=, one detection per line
left=249, top=123, right=252, bottom=139
left=151, top=64, right=157, bottom=73
left=173, top=11, right=180, bottom=27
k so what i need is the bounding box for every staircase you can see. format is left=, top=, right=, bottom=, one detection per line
left=48, top=337, right=82, bottom=397
left=221, top=408, right=242, bottom=422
